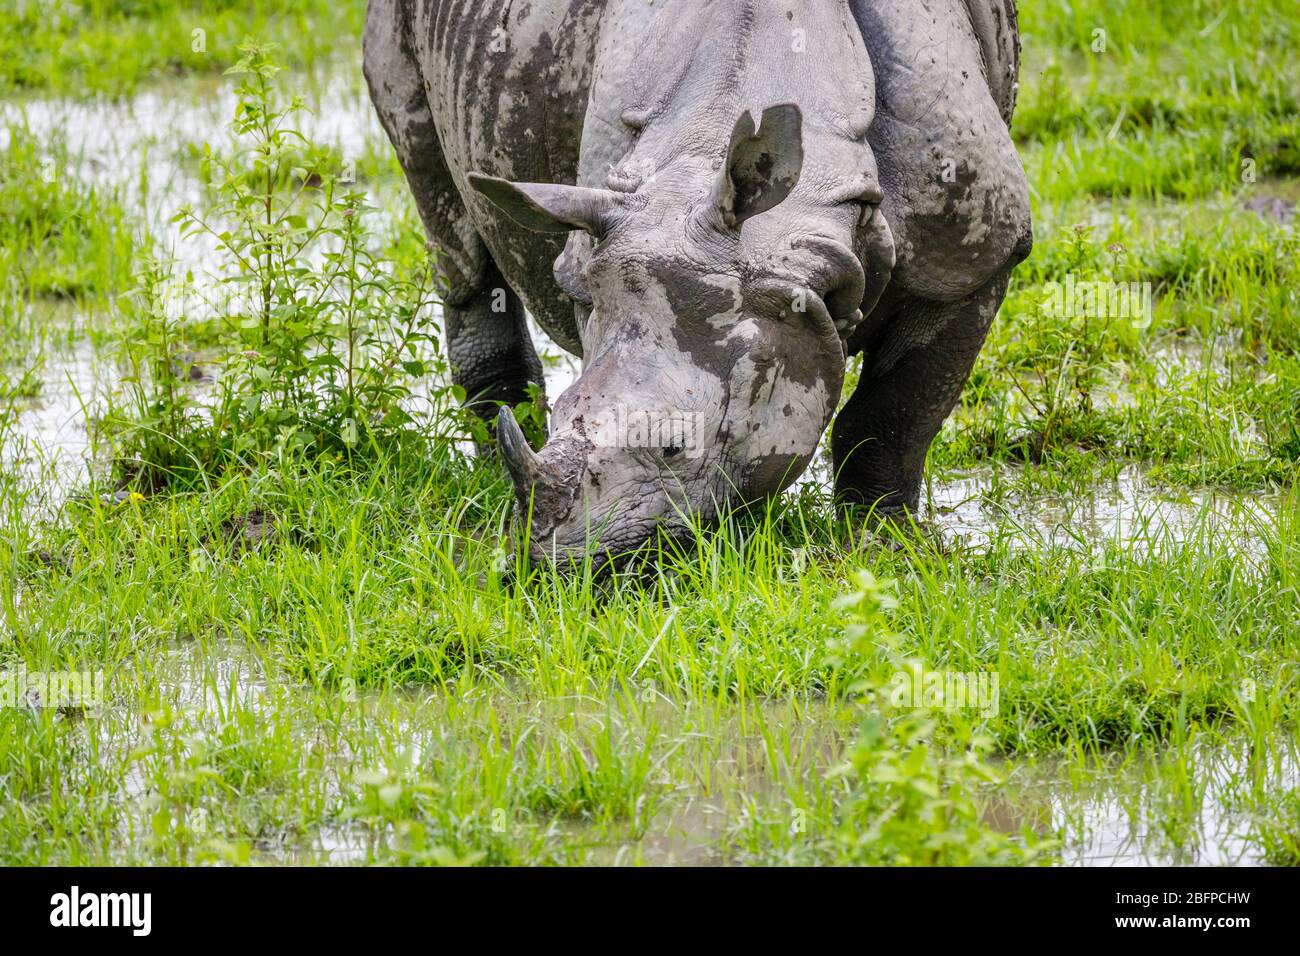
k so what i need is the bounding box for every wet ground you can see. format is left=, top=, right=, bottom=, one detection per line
left=3, top=67, right=1294, bottom=867
left=136, top=638, right=1294, bottom=866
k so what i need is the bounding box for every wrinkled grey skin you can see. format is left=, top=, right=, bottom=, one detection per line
left=365, top=0, right=1032, bottom=564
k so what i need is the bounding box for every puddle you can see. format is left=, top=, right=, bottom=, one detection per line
left=922, top=465, right=1282, bottom=554
left=1, top=338, right=119, bottom=512
left=1, top=65, right=386, bottom=278
left=167, top=639, right=269, bottom=716
left=70, top=640, right=1288, bottom=865
left=999, top=742, right=1300, bottom=866
left=787, top=444, right=1283, bottom=556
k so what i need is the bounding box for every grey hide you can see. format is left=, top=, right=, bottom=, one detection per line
left=364, top=0, right=1033, bottom=564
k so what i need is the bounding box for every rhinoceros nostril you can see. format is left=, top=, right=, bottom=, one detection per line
left=825, top=278, right=865, bottom=327
left=788, top=235, right=867, bottom=324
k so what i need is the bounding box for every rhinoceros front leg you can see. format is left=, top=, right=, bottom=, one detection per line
left=831, top=272, right=1010, bottom=514
left=444, top=263, right=544, bottom=421
left=363, top=0, right=543, bottom=427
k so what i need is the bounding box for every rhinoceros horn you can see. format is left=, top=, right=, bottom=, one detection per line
left=497, top=408, right=550, bottom=503
left=497, top=408, right=588, bottom=537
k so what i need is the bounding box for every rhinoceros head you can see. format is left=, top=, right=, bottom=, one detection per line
left=470, top=102, right=894, bottom=566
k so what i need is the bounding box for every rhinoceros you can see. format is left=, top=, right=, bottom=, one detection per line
left=364, top=0, right=1032, bottom=563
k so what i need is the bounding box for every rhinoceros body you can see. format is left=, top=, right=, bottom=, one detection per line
left=365, top=0, right=1031, bottom=562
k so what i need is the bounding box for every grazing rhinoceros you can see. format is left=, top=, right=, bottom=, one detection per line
left=365, top=0, right=1031, bottom=563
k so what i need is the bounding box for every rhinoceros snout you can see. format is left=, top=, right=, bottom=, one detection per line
left=498, top=408, right=702, bottom=570
left=496, top=408, right=587, bottom=539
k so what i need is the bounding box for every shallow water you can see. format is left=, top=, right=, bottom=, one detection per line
left=1, top=65, right=385, bottom=276
left=1000, top=743, right=1299, bottom=867
left=924, top=465, right=1282, bottom=554
left=2, top=338, right=115, bottom=512
left=94, top=639, right=1289, bottom=866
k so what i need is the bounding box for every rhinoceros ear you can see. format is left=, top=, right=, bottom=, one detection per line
left=716, top=104, right=805, bottom=229
left=468, top=173, right=627, bottom=237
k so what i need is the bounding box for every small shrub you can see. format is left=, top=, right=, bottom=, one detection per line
left=108, top=42, right=462, bottom=489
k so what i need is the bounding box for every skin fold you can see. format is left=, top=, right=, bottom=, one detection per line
left=364, top=0, right=1032, bottom=564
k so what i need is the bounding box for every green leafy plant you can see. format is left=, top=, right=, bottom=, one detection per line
left=109, top=42, right=459, bottom=489
left=828, top=570, right=1050, bottom=865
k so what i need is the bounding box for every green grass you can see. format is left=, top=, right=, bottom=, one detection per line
left=0, top=125, right=137, bottom=300
left=0, top=126, right=136, bottom=408
left=1, top=456, right=1293, bottom=863
left=0, top=0, right=365, bottom=98
left=1017, top=0, right=1300, bottom=197
left=0, top=0, right=1298, bottom=865
left=938, top=207, right=1300, bottom=486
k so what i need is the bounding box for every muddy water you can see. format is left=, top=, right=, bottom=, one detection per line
left=923, top=466, right=1283, bottom=554
left=100, top=639, right=1288, bottom=865
left=789, top=439, right=1282, bottom=555
left=998, top=743, right=1299, bottom=867
left=1, top=66, right=385, bottom=273
left=1, top=337, right=115, bottom=512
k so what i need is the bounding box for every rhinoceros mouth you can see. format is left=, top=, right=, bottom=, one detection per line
left=524, top=516, right=696, bottom=575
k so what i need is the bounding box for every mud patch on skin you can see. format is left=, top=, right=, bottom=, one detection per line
left=651, top=263, right=744, bottom=346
